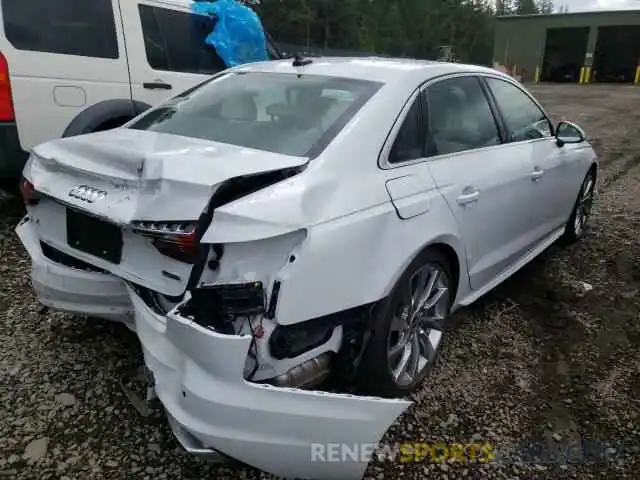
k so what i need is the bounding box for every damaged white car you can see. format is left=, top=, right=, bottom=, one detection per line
left=16, top=57, right=597, bottom=479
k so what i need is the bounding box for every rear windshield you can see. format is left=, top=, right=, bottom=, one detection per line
left=128, top=72, right=382, bottom=157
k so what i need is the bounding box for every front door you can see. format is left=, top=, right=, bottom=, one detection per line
left=119, top=0, right=227, bottom=108
left=482, top=76, right=570, bottom=238
left=422, top=75, right=539, bottom=290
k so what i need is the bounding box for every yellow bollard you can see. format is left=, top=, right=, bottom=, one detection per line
left=534, top=66, right=540, bottom=83
left=585, top=67, right=591, bottom=84
left=579, top=67, right=585, bottom=84
left=635, top=66, right=640, bottom=85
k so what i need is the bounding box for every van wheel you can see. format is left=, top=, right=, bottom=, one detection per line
left=91, top=116, right=132, bottom=133
left=62, top=116, right=132, bottom=138
left=359, top=249, right=453, bottom=398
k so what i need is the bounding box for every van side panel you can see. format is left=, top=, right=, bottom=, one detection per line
left=0, top=0, right=132, bottom=156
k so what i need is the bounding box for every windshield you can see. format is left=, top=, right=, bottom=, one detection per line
left=128, top=72, right=382, bottom=157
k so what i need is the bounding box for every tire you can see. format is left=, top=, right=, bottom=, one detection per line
left=359, top=249, right=453, bottom=398
left=562, top=169, right=596, bottom=243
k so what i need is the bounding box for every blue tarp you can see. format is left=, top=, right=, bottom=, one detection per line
left=192, top=0, right=268, bottom=67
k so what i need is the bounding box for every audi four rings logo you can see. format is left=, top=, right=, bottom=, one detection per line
left=68, top=185, right=108, bottom=203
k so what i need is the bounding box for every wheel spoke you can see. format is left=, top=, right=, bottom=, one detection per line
left=392, top=342, right=412, bottom=381
left=388, top=337, right=406, bottom=361
left=424, top=286, right=448, bottom=310
left=421, top=313, right=446, bottom=332
left=405, top=333, right=421, bottom=380
left=415, top=269, right=439, bottom=314
left=581, top=179, right=593, bottom=201
left=418, top=328, right=434, bottom=359
left=410, top=268, right=431, bottom=315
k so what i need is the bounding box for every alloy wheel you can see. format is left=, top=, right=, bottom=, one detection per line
left=387, top=263, right=449, bottom=387
left=574, top=175, right=595, bottom=236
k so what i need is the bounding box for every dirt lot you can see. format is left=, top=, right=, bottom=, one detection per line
left=1, top=84, right=639, bottom=479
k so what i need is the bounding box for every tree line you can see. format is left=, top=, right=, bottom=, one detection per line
left=248, top=0, right=569, bottom=65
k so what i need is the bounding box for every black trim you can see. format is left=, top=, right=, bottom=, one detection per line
left=477, top=76, right=509, bottom=144
left=40, top=242, right=108, bottom=273
left=143, top=82, right=172, bottom=90
left=265, top=280, right=281, bottom=319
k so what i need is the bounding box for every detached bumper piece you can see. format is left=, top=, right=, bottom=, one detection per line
left=128, top=286, right=411, bottom=480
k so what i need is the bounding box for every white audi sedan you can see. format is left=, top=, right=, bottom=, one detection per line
left=16, top=57, right=596, bottom=479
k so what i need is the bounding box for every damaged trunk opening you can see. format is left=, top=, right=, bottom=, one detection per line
left=126, top=163, right=378, bottom=394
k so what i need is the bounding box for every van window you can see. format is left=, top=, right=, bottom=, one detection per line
left=138, top=5, right=226, bottom=74
left=1, top=0, right=119, bottom=59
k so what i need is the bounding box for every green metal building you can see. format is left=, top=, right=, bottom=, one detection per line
left=493, top=10, right=640, bottom=84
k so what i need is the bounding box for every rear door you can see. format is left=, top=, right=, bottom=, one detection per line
left=120, top=0, right=227, bottom=108
left=422, top=75, right=538, bottom=290
left=0, top=0, right=131, bottom=150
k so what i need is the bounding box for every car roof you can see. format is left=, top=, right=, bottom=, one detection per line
left=232, top=57, right=506, bottom=88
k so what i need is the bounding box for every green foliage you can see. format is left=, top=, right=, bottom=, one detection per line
left=251, top=0, right=557, bottom=65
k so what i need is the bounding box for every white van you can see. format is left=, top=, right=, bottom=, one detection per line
left=0, top=0, right=279, bottom=181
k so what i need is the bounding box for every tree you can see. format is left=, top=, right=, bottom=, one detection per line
left=253, top=0, right=502, bottom=65
left=515, top=0, right=539, bottom=14
left=537, top=0, right=554, bottom=14
left=496, top=0, right=515, bottom=15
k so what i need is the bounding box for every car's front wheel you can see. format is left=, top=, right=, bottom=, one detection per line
left=563, top=168, right=596, bottom=243
left=359, top=249, right=453, bottom=398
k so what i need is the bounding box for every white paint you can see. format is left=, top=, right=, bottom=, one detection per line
left=16, top=59, right=599, bottom=480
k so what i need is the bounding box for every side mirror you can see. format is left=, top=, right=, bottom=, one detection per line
left=556, top=120, right=585, bottom=147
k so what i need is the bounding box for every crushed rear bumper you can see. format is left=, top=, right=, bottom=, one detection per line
left=16, top=216, right=133, bottom=325
left=129, top=285, right=411, bottom=480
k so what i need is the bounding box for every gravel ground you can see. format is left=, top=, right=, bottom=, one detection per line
left=1, top=84, right=640, bottom=479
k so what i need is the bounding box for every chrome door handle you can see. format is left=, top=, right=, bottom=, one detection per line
left=531, top=168, right=544, bottom=181
left=457, top=190, right=480, bottom=205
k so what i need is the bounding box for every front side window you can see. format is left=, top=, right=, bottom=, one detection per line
left=2, top=0, right=118, bottom=59
left=425, top=76, right=501, bottom=156
left=138, top=5, right=226, bottom=74
left=485, top=77, right=553, bottom=142
left=129, top=72, right=381, bottom=157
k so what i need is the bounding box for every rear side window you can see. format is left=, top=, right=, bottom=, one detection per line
left=425, top=76, right=501, bottom=156
left=1, top=0, right=119, bottom=59
left=485, top=78, right=552, bottom=142
left=138, top=5, right=226, bottom=74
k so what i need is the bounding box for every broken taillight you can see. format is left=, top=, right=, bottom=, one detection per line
left=132, top=221, right=198, bottom=264
left=19, top=176, right=40, bottom=205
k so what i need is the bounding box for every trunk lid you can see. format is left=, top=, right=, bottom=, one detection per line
left=26, top=129, right=308, bottom=296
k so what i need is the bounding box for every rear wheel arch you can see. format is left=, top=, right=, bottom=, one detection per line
left=62, top=99, right=152, bottom=137
left=427, top=242, right=460, bottom=302
left=383, top=239, right=463, bottom=305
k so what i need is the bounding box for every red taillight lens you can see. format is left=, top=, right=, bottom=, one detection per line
left=0, top=52, right=15, bottom=122
left=19, top=177, right=39, bottom=205
left=132, top=222, right=198, bottom=264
